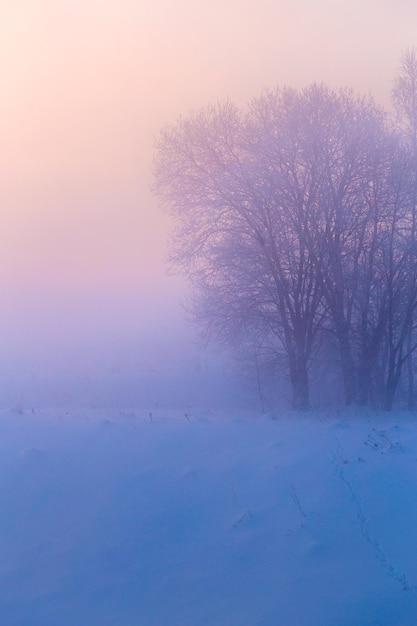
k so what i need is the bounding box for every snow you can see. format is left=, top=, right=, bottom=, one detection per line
left=1, top=394, right=417, bottom=625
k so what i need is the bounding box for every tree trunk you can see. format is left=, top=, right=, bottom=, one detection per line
left=407, top=335, right=415, bottom=409
left=290, top=360, right=310, bottom=410
left=338, top=332, right=356, bottom=405
left=383, top=350, right=403, bottom=411
left=358, top=357, right=371, bottom=406
left=383, top=379, right=396, bottom=411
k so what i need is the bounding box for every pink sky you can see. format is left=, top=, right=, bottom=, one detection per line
left=0, top=0, right=416, bottom=375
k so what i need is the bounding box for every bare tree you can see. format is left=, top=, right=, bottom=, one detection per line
left=366, top=145, right=417, bottom=410
left=154, top=96, right=326, bottom=409
left=256, top=86, right=393, bottom=407
left=392, top=46, right=417, bottom=408
left=154, top=78, right=417, bottom=411
left=309, top=91, right=389, bottom=405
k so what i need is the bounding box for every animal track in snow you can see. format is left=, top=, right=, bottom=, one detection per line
left=332, top=432, right=416, bottom=592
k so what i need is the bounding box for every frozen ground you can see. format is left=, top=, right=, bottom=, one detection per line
left=0, top=385, right=417, bottom=625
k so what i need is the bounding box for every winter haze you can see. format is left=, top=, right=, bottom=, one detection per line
left=1, top=0, right=416, bottom=388
left=3, top=3, right=417, bottom=624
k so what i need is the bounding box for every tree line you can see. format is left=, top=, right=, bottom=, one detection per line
left=154, top=50, right=417, bottom=411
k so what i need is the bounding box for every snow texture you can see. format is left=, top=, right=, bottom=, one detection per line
left=0, top=404, right=417, bottom=625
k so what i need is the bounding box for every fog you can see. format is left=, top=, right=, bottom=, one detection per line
left=1, top=0, right=417, bottom=405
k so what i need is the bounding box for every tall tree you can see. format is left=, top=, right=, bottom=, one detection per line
left=154, top=79, right=416, bottom=411
left=154, top=96, right=326, bottom=409
left=392, top=47, right=417, bottom=408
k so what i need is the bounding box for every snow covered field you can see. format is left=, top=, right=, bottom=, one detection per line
left=1, top=396, right=417, bottom=625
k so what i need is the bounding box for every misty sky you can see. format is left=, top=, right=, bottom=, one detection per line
left=1, top=0, right=417, bottom=376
